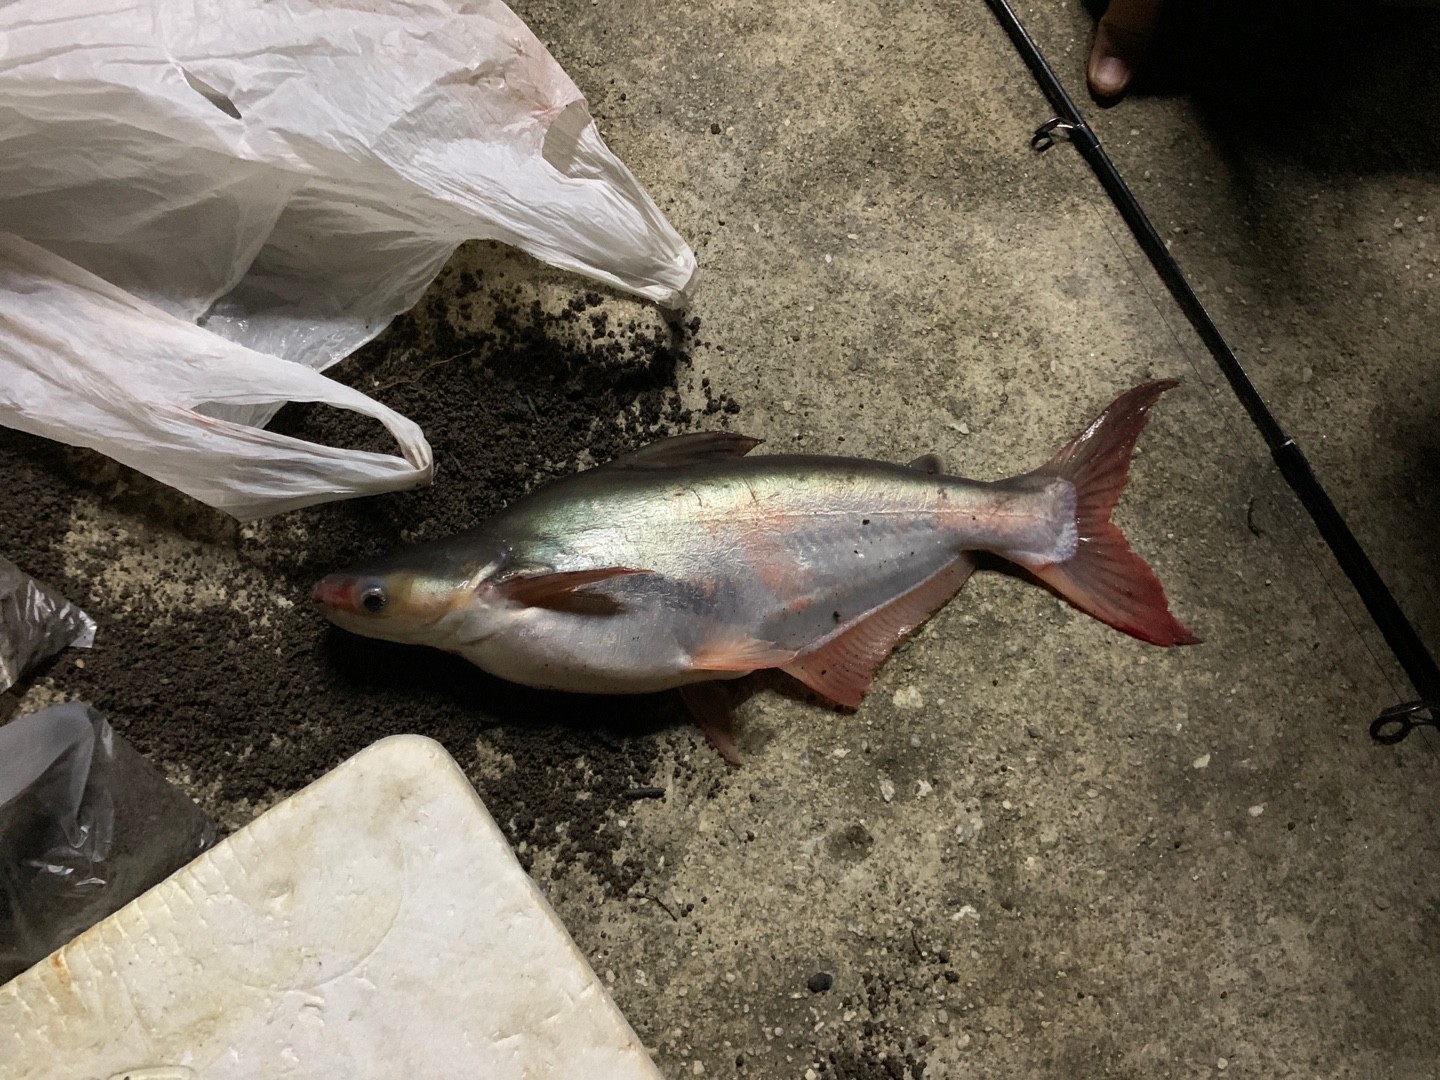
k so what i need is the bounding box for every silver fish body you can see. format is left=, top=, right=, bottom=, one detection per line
left=314, top=382, right=1196, bottom=759
left=431, top=455, right=1075, bottom=693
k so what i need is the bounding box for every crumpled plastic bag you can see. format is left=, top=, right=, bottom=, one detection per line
left=0, top=235, right=436, bottom=518
left=0, top=702, right=215, bottom=984
left=0, top=0, right=696, bottom=518
left=0, top=557, right=96, bottom=694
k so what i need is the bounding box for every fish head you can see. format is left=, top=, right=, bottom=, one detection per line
left=312, top=563, right=476, bottom=645
left=315, top=528, right=525, bottom=641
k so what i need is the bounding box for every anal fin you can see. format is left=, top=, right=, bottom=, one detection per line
left=680, top=682, right=745, bottom=766
left=782, top=554, right=977, bottom=708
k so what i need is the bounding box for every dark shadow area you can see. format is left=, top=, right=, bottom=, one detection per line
left=1361, top=386, right=1440, bottom=656
left=1086, top=0, right=1440, bottom=174
left=316, top=624, right=684, bottom=753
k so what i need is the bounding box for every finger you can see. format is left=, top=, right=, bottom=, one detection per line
left=1088, top=0, right=1163, bottom=98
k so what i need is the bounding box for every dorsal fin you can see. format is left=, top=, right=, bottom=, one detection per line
left=607, top=432, right=762, bottom=470
left=908, top=452, right=945, bottom=475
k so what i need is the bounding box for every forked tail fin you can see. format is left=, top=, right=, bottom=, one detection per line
left=1026, top=380, right=1200, bottom=646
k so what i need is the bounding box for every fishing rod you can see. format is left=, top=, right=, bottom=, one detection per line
left=984, top=0, right=1440, bottom=744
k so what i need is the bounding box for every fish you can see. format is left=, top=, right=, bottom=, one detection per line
left=313, top=380, right=1197, bottom=763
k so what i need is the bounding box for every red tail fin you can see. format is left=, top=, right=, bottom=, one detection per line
left=1027, top=380, right=1199, bottom=646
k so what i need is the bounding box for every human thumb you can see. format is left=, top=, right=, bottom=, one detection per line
left=1088, top=0, right=1163, bottom=98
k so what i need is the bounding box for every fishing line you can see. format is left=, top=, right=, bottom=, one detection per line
left=984, top=0, right=1440, bottom=745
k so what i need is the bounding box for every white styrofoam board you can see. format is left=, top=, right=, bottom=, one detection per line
left=0, top=734, right=662, bottom=1080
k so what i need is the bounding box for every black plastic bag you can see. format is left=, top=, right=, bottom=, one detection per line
left=0, top=701, right=214, bottom=983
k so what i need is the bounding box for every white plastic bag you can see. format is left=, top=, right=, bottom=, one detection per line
left=0, top=235, right=435, bottom=518
left=0, top=0, right=696, bottom=517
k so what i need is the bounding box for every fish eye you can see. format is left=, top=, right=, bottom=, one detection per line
left=360, top=586, right=387, bottom=613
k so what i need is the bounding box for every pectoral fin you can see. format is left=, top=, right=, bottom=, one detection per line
left=496, top=567, right=651, bottom=615
left=782, top=554, right=977, bottom=708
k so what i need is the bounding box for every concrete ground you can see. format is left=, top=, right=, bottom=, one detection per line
left=3, top=0, right=1439, bottom=1077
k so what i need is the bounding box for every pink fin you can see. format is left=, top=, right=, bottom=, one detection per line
left=609, top=431, right=761, bottom=470
left=680, top=682, right=745, bottom=766
left=689, top=633, right=796, bottom=673
left=1027, top=380, right=1200, bottom=646
left=782, top=554, right=978, bottom=709
left=496, top=567, right=651, bottom=615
